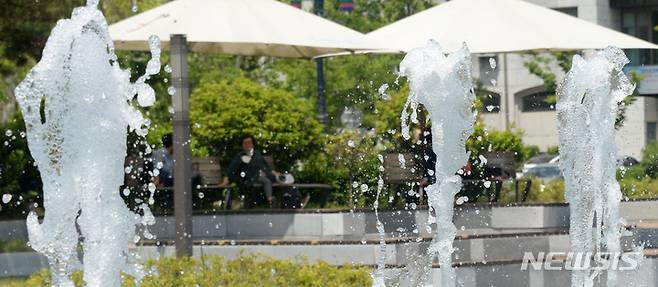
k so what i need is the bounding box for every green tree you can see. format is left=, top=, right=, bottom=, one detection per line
left=0, top=114, right=41, bottom=218
left=522, top=51, right=575, bottom=104
left=189, top=78, right=323, bottom=170
left=523, top=52, right=640, bottom=129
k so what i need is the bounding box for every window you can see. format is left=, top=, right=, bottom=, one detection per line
left=621, top=9, right=658, bottom=65
left=478, top=56, right=498, bottom=86
left=647, top=122, right=657, bottom=144
left=522, top=91, right=555, bottom=112
left=553, top=7, right=578, bottom=17
left=481, top=93, right=500, bottom=113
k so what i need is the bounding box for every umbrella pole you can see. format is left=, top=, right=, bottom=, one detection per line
left=316, top=58, right=328, bottom=126
left=503, top=53, right=511, bottom=130
left=170, top=34, right=193, bottom=257
left=314, top=0, right=328, bottom=128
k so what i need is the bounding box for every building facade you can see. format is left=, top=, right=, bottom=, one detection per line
left=475, top=0, right=658, bottom=159
left=297, top=0, right=656, bottom=158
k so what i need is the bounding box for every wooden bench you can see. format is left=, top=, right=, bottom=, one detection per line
left=381, top=153, right=531, bottom=203
left=192, top=156, right=333, bottom=209
left=383, top=153, right=425, bottom=204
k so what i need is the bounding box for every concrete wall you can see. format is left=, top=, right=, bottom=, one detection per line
left=4, top=201, right=658, bottom=242
left=617, top=96, right=649, bottom=158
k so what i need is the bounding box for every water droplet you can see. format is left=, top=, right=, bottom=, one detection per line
left=198, top=192, right=205, bottom=199
left=131, top=0, right=138, bottom=12
left=479, top=154, right=488, bottom=165
left=164, top=65, right=173, bottom=73
left=148, top=183, right=156, bottom=193
left=137, top=84, right=156, bottom=107
left=122, top=188, right=131, bottom=196
left=167, top=86, right=176, bottom=96
left=4, top=130, right=12, bottom=137
left=489, top=57, right=497, bottom=69
left=360, top=184, right=369, bottom=193
left=2, top=194, right=12, bottom=204
left=378, top=83, right=390, bottom=100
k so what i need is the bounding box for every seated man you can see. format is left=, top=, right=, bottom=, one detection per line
left=222, top=134, right=279, bottom=207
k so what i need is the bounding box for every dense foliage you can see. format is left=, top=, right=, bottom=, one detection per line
left=0, top=239, right=31, bottom=253
left=0, top=115, right=41, bottom=218
left=14, top=255, right=372, bottom=287
left=295, top=132, right=385, bottom=207
left=189, top=78, right=323, bottom=170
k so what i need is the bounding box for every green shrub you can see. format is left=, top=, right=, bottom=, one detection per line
left=526, top=179, right=565, bottom=203
left=640, top=141, right=658, bottom=178
left=0, top=240, right=31, bottom=253
left=546, top=146, right=559, bottom=155
left=189, top=77, right=323, bottom=171
left=620, top=176, right=658, bottom=199
left=19, top=255, right=372, bottom=287
left=296, top=132, right=386, bottom=208
left=521, top=145, right=541, bottom=161
left=495, top=179, right=565, bottom=203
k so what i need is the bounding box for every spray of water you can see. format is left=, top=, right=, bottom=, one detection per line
left=557, top=46, right=634, bottom=287
left=14, top=2, right=159, bottom=286
left=400, top=41, right=475, bottom=286
left=372, top=154, right=387, bottom=286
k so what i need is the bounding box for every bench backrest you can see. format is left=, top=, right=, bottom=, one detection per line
left=383, top=153, right=419, bottom=183
left=192, top=156, right=222, bottom=186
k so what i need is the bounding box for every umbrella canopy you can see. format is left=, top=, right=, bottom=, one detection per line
left=109, top=0, right=373, bottom=58
left=365, top=0, right=658, bottom=53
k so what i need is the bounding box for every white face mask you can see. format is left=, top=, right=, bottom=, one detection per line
left=241, top=155, right=252, bottom=164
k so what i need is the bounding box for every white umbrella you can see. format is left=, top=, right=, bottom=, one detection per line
left=109, top=0, right=374, bottom=58
left=365, top=0, right=658, bottom=54
left=364, top=0, right=658, bottom=129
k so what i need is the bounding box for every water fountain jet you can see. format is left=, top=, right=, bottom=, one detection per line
left=399, top=40, right=475, bottom=287
left=15, top=2, right=159, bottom=286
left=557, top=46, right=635, bottom=287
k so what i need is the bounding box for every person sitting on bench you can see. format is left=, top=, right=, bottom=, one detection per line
left=222, top=134, right=280, bottom=207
